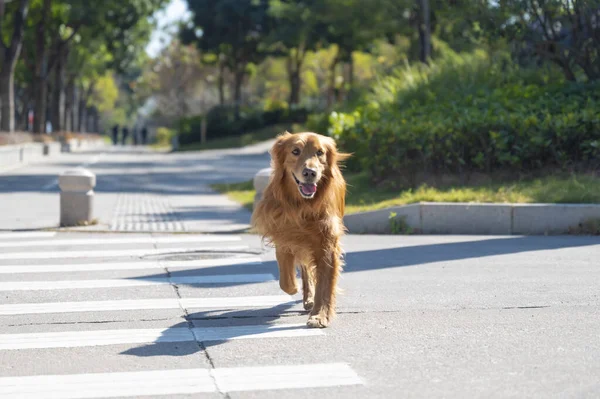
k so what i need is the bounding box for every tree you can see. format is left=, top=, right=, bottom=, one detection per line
left=315, top=0, right=398, bottom=105
left=267, top=0, right=323, bottom=105
left=0, top=0, right=29, bottom=132
left=139, top=40, right=214, bottom=122
left=183, top=0, right=272, bottom=116
left=416, top=0, right=431, bottom=63
left=501, top=0, right=600, bottom=81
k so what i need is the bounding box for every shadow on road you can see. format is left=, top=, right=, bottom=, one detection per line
left=120, top=301, right=302, bottom=357
left=131, top=235, right=600, bottom=286
left=120, top=235, right=599, bottom=358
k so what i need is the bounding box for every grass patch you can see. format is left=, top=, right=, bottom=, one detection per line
left=212, top=173, right=600, bottom=215
left=178, top=123, right=306, bottom=152
left=210, top=180, right=255, bottom=211
left=345, top=173, right=600, bottom=213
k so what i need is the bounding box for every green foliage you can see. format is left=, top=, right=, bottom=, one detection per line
left=305, top=112, right=331, bottom=134
left=178, top=105, right=309, bottom=145
left=328, top=49, right=600, bottom=182
left=388, top=212, right=413, bottom=235
left=154, top=127, right=175, bottom=146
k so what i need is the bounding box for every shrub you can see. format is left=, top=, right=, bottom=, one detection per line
left=155, top=127, right=174, bottom=146
left=305, top=112, right=331, bottom=134
left=178, top=104, right=309, bottom=145
left=328, top=49, right=600, bottom=183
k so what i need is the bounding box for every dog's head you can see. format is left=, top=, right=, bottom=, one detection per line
left=270, top=131, right=349, bottom=200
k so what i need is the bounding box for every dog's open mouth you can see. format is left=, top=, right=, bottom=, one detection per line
left=292, top=173, right=317, bottom=199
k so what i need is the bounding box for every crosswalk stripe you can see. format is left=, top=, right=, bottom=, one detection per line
left=0, top=295, right=296, bottom=315
left=0, top=256, right=262, bottom=274
left=0, top=369, right=215, bottom=398
left=0, top=274, right=276, bottom=291
left=0, top=235, right=242, bottom=248
left=214, top=363, right=363, bottom=392
left=0, top=232, right=56, bottom=240
left=0, top=246, right=250, bottom=260
left=0, top=363, right=361, bottom=398
left=0, top=324, right=322, bottom=350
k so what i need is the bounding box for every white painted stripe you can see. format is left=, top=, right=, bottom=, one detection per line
left=0, top=324, right=322, bottom=350
left=0, top=234, right=242, bottom=248
left=0, top=363, right=361, bottom=398
left=0, top=274, right=275, bottom=291
left=0, top=328, right=193, bottom=350
left=181, top=296, right=295, bottom=309
left=0, top=295, right=295, bottom=315
left=0, top=369, right=215, bottom=398
left=0, top=245, right=249, bottom=260
left=214, top=363, right=363, bottom=392
left=0, top=232, right=56, bottom=240
left=0, top=256, right=262, bottom=274
left=0, top=363, right=364, bottom=399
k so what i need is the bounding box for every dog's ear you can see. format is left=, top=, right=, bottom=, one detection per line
left=270, top=131, right=292, bottom=168
left=323, top=136, right=351, bottom=168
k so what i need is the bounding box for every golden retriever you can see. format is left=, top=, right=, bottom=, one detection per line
left=252, top=131, right=350, bottom=328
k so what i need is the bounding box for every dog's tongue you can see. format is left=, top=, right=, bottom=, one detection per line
left=300, top=183, right=317, bottom=195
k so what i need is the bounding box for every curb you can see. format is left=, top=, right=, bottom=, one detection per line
left=0, top=139, right=106, bottom=172
left=344, top=202, right=600, bottom=235
left=252, top=168, right=600, bottom=235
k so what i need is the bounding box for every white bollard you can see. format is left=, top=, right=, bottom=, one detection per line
left=59, top=169, right=96, bottom=227
left=253, top=167, right=272, bottom=209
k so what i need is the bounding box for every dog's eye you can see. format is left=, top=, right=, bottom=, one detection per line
left=316, top=150, right=324, bottom=157
left=292, top=148, right=300, bottom=156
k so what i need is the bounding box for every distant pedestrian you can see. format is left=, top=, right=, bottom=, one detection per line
left=111, top=125, right=119, bottom=145
left=132, top=128, right=138, bottom=146
left=122, top=127, right=129, bottom=145
left=141, top=127, right=148, bottom=145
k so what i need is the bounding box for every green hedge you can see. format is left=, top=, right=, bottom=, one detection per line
left=177, top=105, right=309, bottom=145
left=328, top=50, right=600, bottom=182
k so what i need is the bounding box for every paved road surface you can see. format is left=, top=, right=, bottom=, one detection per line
left=0, top=231, right=598, bottom=398
left=0, top=145, right=599, bottom=397
left=0, top=144, right=272, bottom=232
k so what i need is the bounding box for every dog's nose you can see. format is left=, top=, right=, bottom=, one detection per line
left=302, top=168, right=317, bottom=179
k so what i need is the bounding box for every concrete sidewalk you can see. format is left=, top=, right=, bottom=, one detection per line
left=0, top=144, right=271, bottom=232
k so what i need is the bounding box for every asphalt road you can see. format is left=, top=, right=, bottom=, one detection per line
left=0, top=145, right=599, bottom=398
left=0, top=231, right=598, bottom=398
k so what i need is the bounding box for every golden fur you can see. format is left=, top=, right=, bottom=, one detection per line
left=251, top=131, right=350, bottom=328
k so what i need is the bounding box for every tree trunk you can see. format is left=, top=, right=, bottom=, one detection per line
left=0, top=71, right=14, bottom=131
left=71, top=83, right=79, bottom=132
left=50, top=46, right=66, bottom=132
left=218, top=59, right=225, bottom=106
left=417, top=0, right=431, bottom=64
left=76, top=82, right=93, bottom=132
left=16, top=86, right=30, bottom=130
left=233, top=66, right=244, bottom=120
left=77, top=88, right=85, bottom=132
left=348, top=53, right=354, bottom=88
left=287, top=53, right=302, bottom=105
left=288, top=69, right=301, bottom=105
left=0, top=0, right=29, bottom=132
left=63, top=77, right=75, bottom=131
left=327, top=55, right=339, bottom=108
left=33, top=0, right=51, bottom=134
left=91, top=107, right=98, bottom=133
left=33, top=74, right=48, bottom=133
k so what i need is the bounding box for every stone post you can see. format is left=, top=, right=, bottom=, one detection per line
left=253, top=167, right=272, bottom=209
left=59, top=169, right=96, bottom=226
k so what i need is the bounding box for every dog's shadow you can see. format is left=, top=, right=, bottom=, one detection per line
left=120, top=300, right=305, bottom=358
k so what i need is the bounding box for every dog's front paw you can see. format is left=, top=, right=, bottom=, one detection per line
left=279, top=279, right=298, bottom=295
left=307, top=314, right=329, bottom=328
